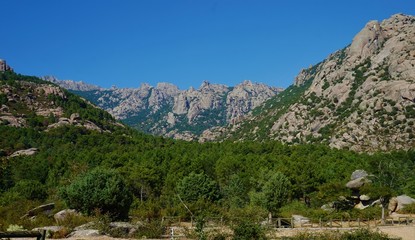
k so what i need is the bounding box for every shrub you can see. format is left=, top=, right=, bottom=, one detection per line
left=177, top=172, right=220, bottom=203
left=132, top=220, right=166, bottom=239
left=289, top=228, right=391, bottom=239
left=60, top=168, right=133, bottom=220
left=232, top=220, right=267, bottom=240
left=401, top=203, right=415, bottom=214
left=10, top=180, right=47, bottom=201
left=340, top=228, right=391, bottom=240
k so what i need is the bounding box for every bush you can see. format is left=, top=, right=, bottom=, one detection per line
left=60, top=168, right=133, bottom=220
left=177, top=172, right=220, bottom=202
left=232, top=220, right=267, bottom=240
left=401, top=203, right=415, bottom=214
left=132, top=220, right=166, bottom=239
left=10, top=180, right=47, bottom=201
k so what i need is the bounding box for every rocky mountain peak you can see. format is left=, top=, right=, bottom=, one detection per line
left=0, top=59, right=13, bottom=72
left=50, top=77, right=282, bottom=140
left=218, top=13, right=415, bottom=151
left=200, top=80, right=211, bottom=89
left=139, top=83, right=152, bottom=90
left=348, top=20, right=385, bottom=59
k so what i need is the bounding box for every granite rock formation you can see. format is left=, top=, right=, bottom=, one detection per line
left=218, top=14, right=415, bottom=151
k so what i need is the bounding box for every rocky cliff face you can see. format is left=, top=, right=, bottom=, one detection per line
left=220, top=14, right=415, bottom=151
left=0, top=59, right=13, bottom=72
left=51, top=78, right=282, bottom=139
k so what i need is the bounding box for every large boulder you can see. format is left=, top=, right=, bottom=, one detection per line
left=292, top=215, right=310, bottom=227
left=346, top=170, right=371, bottom=189
left=9, top=148, right=38, bottom=158
left=68, top=229, right=101, bottom=238
left=346, top=177, right=371, bottom=189
left=350, top=170, right=369, bottom=180
left=22, top=203, right=55, bottom=218
left=74, top=222, right=96, bottom=231
left=54, top=209, right=79, bottom=223
left=109, top=222, right=139, bottom=237
left=33, top=226, right=65, bottom=238
left=389, top=195, right=415, bottom=213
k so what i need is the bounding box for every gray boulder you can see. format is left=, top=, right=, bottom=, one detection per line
left=389, top=195, right=415, bottom=213
left=33, top=226, right=65, bottom=238
left=292, top=215, right=310, bottom=227
left=68, top=229, right=101, bottom=238
left=9, top=148, right=38, bottom=158
left=109, top=222, right=139, bottom=237
left=350, top=170, right=368, bottom=180
left=74, top=222, right=96, bottom=231
left=22, top=203, right=55, bottom=218
left=346, top=177, right=371, bottom=189
left=54, top=209, right=79, bottom=223
left=346, top=170, right=371, bottom=189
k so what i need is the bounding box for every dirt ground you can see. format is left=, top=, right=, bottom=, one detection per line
left=377, top=225, right=415, bottom=240
left=13, top=225, right=415, bottom=239
left=268, top=225, right=414, bottom=240
left=59, top=225, right=415, bottom=240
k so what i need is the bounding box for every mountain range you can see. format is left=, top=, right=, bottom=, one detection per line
left=3, top=13, right=415, bottom=152
left=45, top=76, right=282, bottom=140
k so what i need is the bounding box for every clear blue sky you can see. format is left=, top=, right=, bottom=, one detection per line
left=1, top=0, right=413, bottom=89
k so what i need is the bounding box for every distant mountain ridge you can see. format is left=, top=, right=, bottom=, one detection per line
left=47, top=77, right=283, bottom=139
left=43, top=76, right=102, bottom=91
left=217, top=13, right=415, bottom=151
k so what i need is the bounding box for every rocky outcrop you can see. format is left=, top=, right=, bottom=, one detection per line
left=227, top=80, right=282, bottom=124
left=0, top=59, right=13, bottom=72
left=9, top=148, right=39, bottom=158
left=47, top=113, right=102, bottom=132
left=54, top=209, right=79, bottom=223
left=50, top=78, right=282, bottom=139
left=346, top=170, right=371, bottom=189
left=388, top=195, right=415, bottom=213
left=22, top=203, right=55, bottom=219
left=1, top=77, right=119, bottom=133
left=220, top=14, right=415, bottom=151
left=0, top=81, right=68, bottom=128
left=68, top=229, right=101, bottom=238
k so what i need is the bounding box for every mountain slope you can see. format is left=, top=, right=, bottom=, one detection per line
left=49, top=78, right=282, bottom=140
left=0, top=71, right=122, bottom=134
left=220, top=14, right=415, bottom=151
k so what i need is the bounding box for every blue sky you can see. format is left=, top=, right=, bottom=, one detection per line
left=1, top=0, right=413, bottom=89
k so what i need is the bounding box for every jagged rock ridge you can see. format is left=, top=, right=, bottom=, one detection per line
left=49, top=78, right=282, bottom=140
left=218, top=13, right=415, bottom=152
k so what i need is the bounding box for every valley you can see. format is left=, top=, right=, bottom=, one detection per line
left=1, top=13, right=415, bottom=240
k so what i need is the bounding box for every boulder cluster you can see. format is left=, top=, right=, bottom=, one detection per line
left=322, top=169, right=415, bottom=213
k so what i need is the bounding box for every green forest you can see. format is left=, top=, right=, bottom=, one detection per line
left=1, top=72, right=415, bottom=239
